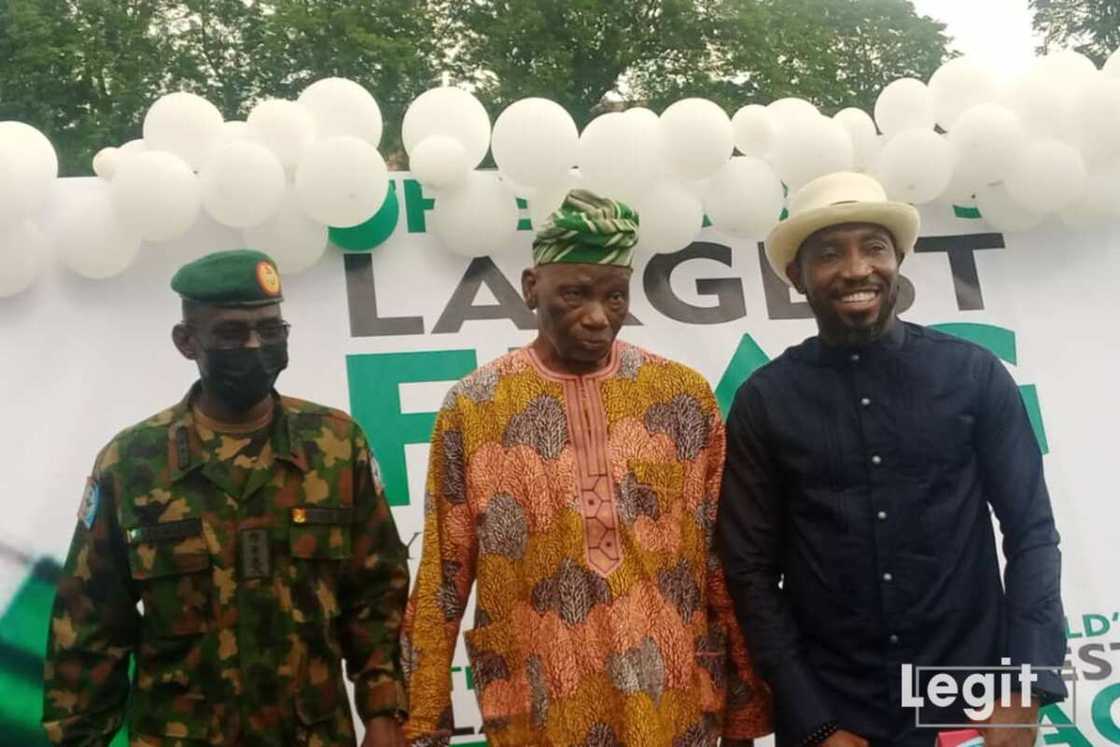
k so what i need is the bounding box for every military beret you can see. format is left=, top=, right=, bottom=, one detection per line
left=171, top=249, right=283, bottom=306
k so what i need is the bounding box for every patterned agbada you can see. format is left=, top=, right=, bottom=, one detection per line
left=43, top=383, right=409, bottom=746
left=401, top=341, right=773, bottom=746
left=532, top=190, right=640, bottom=268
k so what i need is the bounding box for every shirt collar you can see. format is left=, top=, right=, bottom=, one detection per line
left=168, top=382, right=309, bottom=481
left=811, top=317, right=908, bottom=367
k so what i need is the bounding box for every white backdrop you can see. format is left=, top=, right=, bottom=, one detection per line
left=1, top=174, right=1118, bottom=745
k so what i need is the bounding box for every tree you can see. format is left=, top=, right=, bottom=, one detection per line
left=0, top=0, right=438, bottom=175
left=445, top=0, right=950, bottom=124
left=1031, top=0, right=1120, bottom=67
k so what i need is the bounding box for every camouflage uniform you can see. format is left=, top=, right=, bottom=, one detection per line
left=43, top=383, right=409, bottom=746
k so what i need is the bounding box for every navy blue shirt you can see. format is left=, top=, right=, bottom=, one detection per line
left=718, top=321, right=1066, bottom=746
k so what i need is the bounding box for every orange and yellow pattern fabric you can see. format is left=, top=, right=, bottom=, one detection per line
left=401, top=341, right=772, bottom=746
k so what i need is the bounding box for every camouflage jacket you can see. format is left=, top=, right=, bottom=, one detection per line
left=43, top=384, right=409, bottom=746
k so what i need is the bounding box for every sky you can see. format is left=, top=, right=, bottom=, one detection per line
left=911, top=0, right=1041, bottom=80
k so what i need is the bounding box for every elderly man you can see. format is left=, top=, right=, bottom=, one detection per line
left=718, top=172, right=1066, bottom=747
left=43, top=249, right=409, bottom=746
left=401, top=190, right=772, bottom=746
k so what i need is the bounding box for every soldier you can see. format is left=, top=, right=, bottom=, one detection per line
left=42, top=249, right=409, bottom=747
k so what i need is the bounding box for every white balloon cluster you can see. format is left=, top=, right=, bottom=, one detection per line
left=405, top=47, right=1120, bottom=258
left=0, top=122, right=58, bottom=297
left=81, top=78, right=388, bottom=281
left=3, top=47, right=1119, bottom=299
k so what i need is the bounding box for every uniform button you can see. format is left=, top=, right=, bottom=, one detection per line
left=883, top=572, right=893, bottom=582
left=877, top=510, right=888, bottom=521
left=871, top=454, right=882, bottom=465
left=889, top=634, right=899, bottom=644
left=860, top=397, right=871, bottom=407
left=850, top=353, right=861, bottom=363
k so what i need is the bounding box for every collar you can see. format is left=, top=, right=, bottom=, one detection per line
left=810, top=317, right=908, bottom=367
left=168, top=382, right=309, bottom=481
left=525, top=340, right=621, bottom=382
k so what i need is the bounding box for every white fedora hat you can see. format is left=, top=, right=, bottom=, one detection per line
left=764, top=172, right=920, bottom=286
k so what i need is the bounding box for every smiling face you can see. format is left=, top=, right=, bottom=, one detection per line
left=787, top=222, right=903, bottom=346
left=522, top=262, right=632, bottom=374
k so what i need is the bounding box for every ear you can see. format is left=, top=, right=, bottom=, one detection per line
left=785, top=260, right=807, bottom=295
left=521, top=268, right=539, bottom=310
left=172, top=324, right=198, bottom=361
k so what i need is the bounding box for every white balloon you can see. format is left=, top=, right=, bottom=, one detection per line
left=975, top=182, right=1044, bottom=233
left=0, top=220, right=47, bottom=297
left=1070, top=77, right=1120, bottom=160
left=111, top=150, right=202, bottom=242
left=294, top=136, right=388, bottom=227
left=0, top=122, right=58, bottom=226
left=142, top=92, right=224, bottom=170
left=634, top=181, right=704, bottom=253
left=430, top=171, right=519, bottom=257
left=492, top=98, right=578, bottom=188
left=875, top=78, right=935, bottom=137
left=874, top=130, right=956, bottom=205
left=92, top=147, right=119, bottom=179
left=770, top=115, right=855, bottom=189
left=578, top=112, right=665, bottom=204
left=732, top=104, right=775, bottom=158
left=1105, top=48, right=1120, bottom=78
left=1061, top=158, right=1120, bottom=226
left=298, top=77, right=383, bottom=146
left=410, top=135, right=470, bottom=191
left=199, top=140, right=287, bottom=228
left=833, top=108, right=879, bottom=170
left=928, top=57, right=1000, bottom=129
left=248, top=99, right=317, bottom=168
left=660, top=98, right=734, bottom=180
left=702, top=157, right=784, bottom=238
left=624, top=107, right=660, bottom=125
left=222, top=121, right=252, bottom=140
left=1004, top=138, right=1087, bottom=214
left=58, top=182, right=142, bottom=278
left=117, top=138, right=147, bottom=165
left=242, top=188, right=328, bottom=274
left=1035, top=50, right=1099, bottom=81
left=402, top=87, right=491, bottom=169
left=767, top=98, right=819, bottom=128
left=947, top=103, right=1027, bottom=190
left=527, top=185, right=569, bottom=229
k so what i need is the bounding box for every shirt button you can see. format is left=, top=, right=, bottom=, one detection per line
left=883, top=572, right=893, bottom=582
left=889, top=634, right=899, bottom=645
left=850, top=353, right=861, bottom=363
left=871, top=454, right=882, bottom=465
left=877, top=510, right=888, bottom=521
left=860, top=397, right=871, bottom=407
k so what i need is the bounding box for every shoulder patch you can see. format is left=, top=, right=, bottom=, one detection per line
left=78, top=477, right=101, bottom=530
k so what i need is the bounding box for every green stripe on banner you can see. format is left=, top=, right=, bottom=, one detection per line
left=953, top=204, right=982, bottom=219
left=715, top=333, right=772, bottom=417
left=1018, top=384, right=1050, bottom=455
left=0, top=563, right=129, bottom=746
left=0, top=565, right=56, bottom=656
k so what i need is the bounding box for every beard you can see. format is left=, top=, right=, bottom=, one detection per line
left=806, top=279, right=899, bottom=347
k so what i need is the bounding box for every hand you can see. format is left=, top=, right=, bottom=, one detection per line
left=982, top=699, right=1040, bottom=747
left=361, top=716, right=405, bottom=747
left=821, top=730, right=869, bottom=747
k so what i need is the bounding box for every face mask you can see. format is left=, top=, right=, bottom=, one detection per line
left=199, top=343, right=288, bottom=412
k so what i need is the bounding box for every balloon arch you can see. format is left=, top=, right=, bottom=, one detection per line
left=1, top=48, right=1119, bottom=298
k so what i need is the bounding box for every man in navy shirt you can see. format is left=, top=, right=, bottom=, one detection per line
left=718, top=172, right=1066, bottom=747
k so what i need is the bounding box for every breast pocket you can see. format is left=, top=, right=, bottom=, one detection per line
left=125, top=517, right=212, bottom=637
left=287, top=505, right=354, bottom=624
